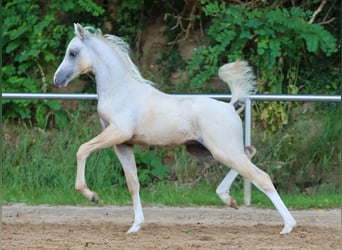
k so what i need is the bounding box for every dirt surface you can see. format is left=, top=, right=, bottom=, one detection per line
left=2, top=204, right=341, bottom=249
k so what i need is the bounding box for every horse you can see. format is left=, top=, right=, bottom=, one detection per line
left=54, top=23, right=296, bottom=234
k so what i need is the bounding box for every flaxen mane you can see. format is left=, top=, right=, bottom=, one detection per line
left=84, top=26, right=152, bottom=85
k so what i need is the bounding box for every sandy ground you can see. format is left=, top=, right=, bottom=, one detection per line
left=2, top=204, right=341, bottom=249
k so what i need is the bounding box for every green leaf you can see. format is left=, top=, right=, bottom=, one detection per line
left=47, top=101, right=62, bottom=111
left=36, top=105, right=48, bottom=128
left=239, top=30, right=252, bottom=39
left=246, top=19, right=261, bottom=28
left=54, top=111, right=69, bottom=129
left=151, top=164, right=169, bottom=180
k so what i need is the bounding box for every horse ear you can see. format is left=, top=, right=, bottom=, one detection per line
left=74, top=23, right=86, bottom=40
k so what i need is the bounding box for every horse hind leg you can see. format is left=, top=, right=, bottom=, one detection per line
left=213, top=149, right=296, bottom=234
left=216, top=169, right=239, bottom=209
left=216, top=146, right=256, bottom=209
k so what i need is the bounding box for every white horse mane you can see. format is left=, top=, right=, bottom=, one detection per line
left=84, top=26, right=153, bottom=85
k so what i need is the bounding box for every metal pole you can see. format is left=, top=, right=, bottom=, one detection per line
left=2, top=93, right=98, bottom=100
left=249, top=94, right=341, bottom=102
left=244, top=98, right=252, bottom=206
left=2, top=93, right=340, bottom=102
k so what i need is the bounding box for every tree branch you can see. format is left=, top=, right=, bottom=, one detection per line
left=309, top=0, right=327, bottom=24
left=319, top=17, right=336, bottom=25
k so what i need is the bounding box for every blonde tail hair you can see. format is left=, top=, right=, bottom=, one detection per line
left=218, top=60, right=257, bottom=109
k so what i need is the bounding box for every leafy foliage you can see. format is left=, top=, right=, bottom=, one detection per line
left=189, top=1, right=337, bottom=86
left=2, top=0, right=105, bottom=128
left=254, top=109, right=341, bottom=194
left=113, top=0, right=145, bottom=43
left=2, top=112, right=170, bottom=193
left=187, top=2, right=337, bottom=130
left=2, top=0, right=340, bottom=194
left=3, top=108, right=340, bottom=197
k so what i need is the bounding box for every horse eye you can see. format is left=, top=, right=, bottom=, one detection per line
left=69, top=50, right=78, bottom=58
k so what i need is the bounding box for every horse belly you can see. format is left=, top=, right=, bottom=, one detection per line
left=130, top=116, right=196, bottom=146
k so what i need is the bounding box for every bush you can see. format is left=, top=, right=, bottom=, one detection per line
left=187, top=2, right=338, bottom=131
left=2, top=1, right=340, bottom=196
left=2, top=110, right=170, bottom=193
left=253, top=106, right=341, bottom=194
left=2, top=0, right=105, bottom=128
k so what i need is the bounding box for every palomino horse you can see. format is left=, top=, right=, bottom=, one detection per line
left=54, top=23, right=296, bottom=234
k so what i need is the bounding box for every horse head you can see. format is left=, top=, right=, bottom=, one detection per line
left=54, top=23, right=92, bottom=87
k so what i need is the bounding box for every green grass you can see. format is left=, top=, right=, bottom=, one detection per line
left=2, top=108, right=341, bottom=210
left=3, top=181, right=341, bottom=209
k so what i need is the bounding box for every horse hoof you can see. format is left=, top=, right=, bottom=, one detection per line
left=127, top=223, right=142, bottom=234
left=224, top=198, right=238, bottom=210
left=91, top=193, right=99, bottom=204
left=230, top=198, right=239, bottom=210
left=280, top=221, right=297, bottom=234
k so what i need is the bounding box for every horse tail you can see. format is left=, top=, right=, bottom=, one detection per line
left=218, top=60, right=256, bottom=112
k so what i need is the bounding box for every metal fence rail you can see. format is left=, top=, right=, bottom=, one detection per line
left=3, top=93, right=341, bottom=102
left=2, top=93, right=99, bottom=100
left=2, top=92, right=341, bottom=205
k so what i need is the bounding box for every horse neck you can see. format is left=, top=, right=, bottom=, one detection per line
left=91, top=47, right=134, bottom=98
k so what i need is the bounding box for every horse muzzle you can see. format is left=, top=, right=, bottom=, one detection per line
left=53, top=70, right=72, bottom=87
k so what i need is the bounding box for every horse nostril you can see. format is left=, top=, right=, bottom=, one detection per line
left=53, top=71, right=65, bottom=86
left=54, top=76, right=61, bottom=86
left=53, top=70, right=72, bottom=87
left=54, top=75, right=63, bottom=86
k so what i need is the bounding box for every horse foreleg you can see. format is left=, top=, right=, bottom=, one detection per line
left=216, top=146, right=256, bottom=209
left=114, top=144, right=144, bottom=234
left=75, top=125, right=131, bottom=203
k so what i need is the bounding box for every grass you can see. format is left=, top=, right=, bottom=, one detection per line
left=3, top=181, right=341, bottom=209
left=2, top=106, right=341, bottom=210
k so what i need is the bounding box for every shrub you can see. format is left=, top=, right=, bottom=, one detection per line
left=254, top=107, right=341, bottom=193
left=187, top=2, right=337, bottom=130
left=2, top=0, right=104, bottom=128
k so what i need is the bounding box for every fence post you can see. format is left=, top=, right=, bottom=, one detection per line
left=244, top=97, right=252, bottom=205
